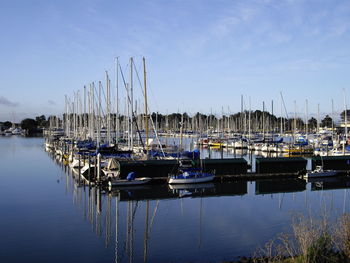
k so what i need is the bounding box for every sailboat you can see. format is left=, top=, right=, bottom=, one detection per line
left=305, top=156, right=338, bottom=178
left=168, top=159, right=215, bottom=184
left=305, top=166, right=338, bottom=178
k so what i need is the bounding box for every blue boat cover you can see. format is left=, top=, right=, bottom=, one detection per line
left=127, top=172, right=136, bottom=181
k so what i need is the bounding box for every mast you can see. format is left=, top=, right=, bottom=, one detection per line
left=241, top=95, right=243, bottom=133
left=248, top=97, right=251, bottom=140
left=344, top=89, right=348, bottom=152
left=262, top=101, right=265, bottom=140
left=130, top=58, right=134, bottom=150
left=294, top=100, right=297, bottom=142
left=143, top=57, right=149, bottom=155
left=317, top=103, right=320, bottom=135
left=97, top=81, right=101, bottom=147
left=280, top=96, right=283, bottom=135
left=305, top=99, right=308, bottom=137
left=106, top=71, right=111, bottom=145
left=115, top=57, right=119, bottom=146
left=84, top=85, right=87, bottom=139
left=331, top=99, right=334, bottom=142
left=271, top=100, right=274, bottom=134
left=180, top=113, right=184, bottom=150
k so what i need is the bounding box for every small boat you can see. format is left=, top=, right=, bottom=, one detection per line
left=168, top=171, right=215, bottom=184
left=305, top=166, right=338, bottom=178
left=168, top=159, right=215, bottom=184
left=108, top=172, right=151, bottom=187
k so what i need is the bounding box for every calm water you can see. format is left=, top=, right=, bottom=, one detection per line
left=0, top=136, right=349, bottom=263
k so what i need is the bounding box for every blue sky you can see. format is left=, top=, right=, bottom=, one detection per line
left=1, top=0, right=350, bottom=121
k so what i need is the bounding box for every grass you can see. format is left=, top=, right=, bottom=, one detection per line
left=249, top=213, right=350, bottom=263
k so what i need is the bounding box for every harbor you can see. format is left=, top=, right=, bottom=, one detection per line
left=1, top=136, right=350, bottom=263
left=2, top=1, right=350, bottom=262
left=3, top=59, right=350, bottom=261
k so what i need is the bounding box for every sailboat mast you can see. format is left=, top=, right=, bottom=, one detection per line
left=248, top=97, right=251, bottom=140
left=344, top=89, right=348, bottom=145
left=84, top=85, right=86, bottom=139
left=294, top=100, right=297, bottom=142
left=332, top=99, right=334, bottom=141
left=130, top=58, right=134, bottom=150
left=262, top=101, right=265, bottom=140
left=305, top=99, right=308, bottom=137
left=143, top=57, right=149, bottom=155
left=115, top=58, right=119, bottom=146
left=317, top=103, right=320, bottom=135
left=106, top=71, right=111, bottom=145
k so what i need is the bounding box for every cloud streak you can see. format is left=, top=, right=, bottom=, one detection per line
left=0, top=96, right=18, bottom=107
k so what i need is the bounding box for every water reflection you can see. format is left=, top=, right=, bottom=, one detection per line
left=44, top=144, right=350, bottom=262
left=255, top=179, right=306, bottom=195
left=61, top=174, right=350, bottom=263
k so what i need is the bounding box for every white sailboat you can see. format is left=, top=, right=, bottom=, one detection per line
left=168, top=159, right=215, bottom=184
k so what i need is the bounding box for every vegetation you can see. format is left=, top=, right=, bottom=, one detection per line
left=0, top=110, right=341, bottom=133
left=249, top=213, right=350, bottom=263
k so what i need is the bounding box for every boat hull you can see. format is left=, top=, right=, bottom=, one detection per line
left=168, top=174, right=215, bottom=184
left=108, top=177, right=151, bottom=186
left=305, top=171, right=338, bottom=178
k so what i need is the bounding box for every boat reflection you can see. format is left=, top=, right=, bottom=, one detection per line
left=308, top=177, right=350, bottom=191
left=168, top=183, right=215, bottom=198
left=255, top=178, right=307, bottom=195
left=59, top=157, right=350, bottom=263
left=111, top=181, right=248, bottom=201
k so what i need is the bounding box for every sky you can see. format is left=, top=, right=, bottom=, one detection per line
left=1, top=0, right=350, bottom=122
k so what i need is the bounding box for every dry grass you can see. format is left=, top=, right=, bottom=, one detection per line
left=254, top=213, right=350, bottom=263
left=334, top=214, right=350, bottom=259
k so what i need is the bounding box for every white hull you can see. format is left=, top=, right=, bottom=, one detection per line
left=108, top=177, right=151, bottom=186
left=168, top=174, right=214, bottom=184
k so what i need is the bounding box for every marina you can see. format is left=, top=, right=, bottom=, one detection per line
left=2, top=1, right=350, bottom=261
left=1, top=136, right=350, bottom=262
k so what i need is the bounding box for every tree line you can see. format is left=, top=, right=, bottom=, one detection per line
left=1, top=110, right=349, bottom=134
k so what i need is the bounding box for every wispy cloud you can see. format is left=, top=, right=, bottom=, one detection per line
left=0, top=96, right=18, bottom=107
left=48, top=100, right=56, bottom=105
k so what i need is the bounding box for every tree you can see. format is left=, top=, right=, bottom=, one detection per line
left=21, top=118, right=38, bottom=134
left=3, top=121, right=12, bottom=130
left=35, top=115, right=47, bottom=127
left=321, top=115, right=333, bottom=128
left=340, top=110, right=350, bottom=122
left=308, top=117, right=317, bottom=131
